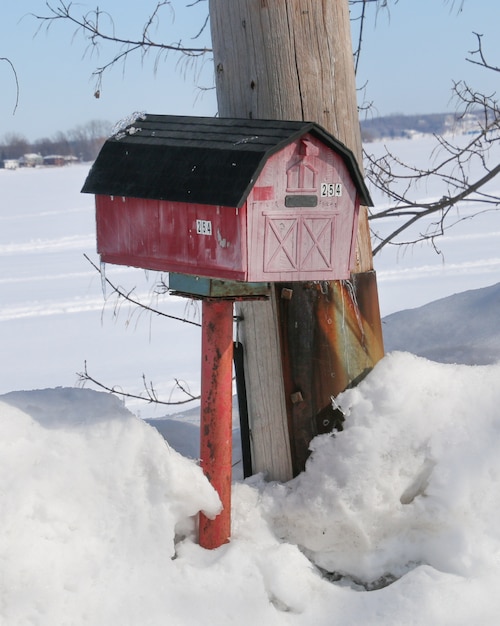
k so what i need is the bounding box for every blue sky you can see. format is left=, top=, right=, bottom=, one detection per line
left=356, top=0, right=500, bottom=119
left=1, top=0, right=499, bottom=141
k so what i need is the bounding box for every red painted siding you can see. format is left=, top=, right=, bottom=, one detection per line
left=95, top=134, right=360, bottom=283
left=96, top=196, right=247, bottom=280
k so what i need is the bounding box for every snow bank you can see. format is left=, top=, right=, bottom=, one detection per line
left=0, top=388, right=220, bottom=625
left=261, top=353, right=500, bottom=583
left=2, top=353, right=500, bottom=624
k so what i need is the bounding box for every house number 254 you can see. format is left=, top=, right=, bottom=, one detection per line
left=320, top=183, right=343, bottom=197
left=196, top=219, right=212, bottom=235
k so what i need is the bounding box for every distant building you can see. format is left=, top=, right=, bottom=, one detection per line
left=2, top=159, right=19, bottom=170
left=43, top=155, right=66, bottom=166
left=18, top=153, right=43, bottom=167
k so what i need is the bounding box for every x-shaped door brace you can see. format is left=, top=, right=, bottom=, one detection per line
left=265, top=216, right=333, bottom=271
left=300, top=218, right=332, bottom=268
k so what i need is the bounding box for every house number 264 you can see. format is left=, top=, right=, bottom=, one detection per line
left=321, top=183, right=343, bottom=197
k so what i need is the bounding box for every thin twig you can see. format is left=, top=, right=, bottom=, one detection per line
left=77, top=361, right=201, bottom=406
left=31, top=1, right=211, bottom=94
left=84, top=254, right=201, bottom=328
left=0, top=57, right=20, bottom=114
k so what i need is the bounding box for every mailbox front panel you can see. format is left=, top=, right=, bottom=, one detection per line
left=262, top=212, right=337, bottom=274
left=246, top=135, right=360, bottom=282
left=96, top=196, right=248, bottom=280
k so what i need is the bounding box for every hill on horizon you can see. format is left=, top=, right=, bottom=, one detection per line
left=382, top=281, right=500, bottom=365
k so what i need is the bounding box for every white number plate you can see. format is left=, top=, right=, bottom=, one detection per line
left=196, top=219, right=212, bottom=235
left=320, top=183, right=343, bottom=197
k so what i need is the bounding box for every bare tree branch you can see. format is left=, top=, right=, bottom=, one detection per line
left=467, top=32, right=500, bottom=73
left=443, top=0, right=465, bottom=13
left=78, top=256, right=205, bottom=408
left=84, top=254, right=201, bottom=329
left=366, top=77, right=500, bottom=254
left=31, top=1, right=211, bottom=96
left=0, top=57, right=20, bottom=114
left=350, top=0, right=392, bottom=76
left=351, top=0, right=387, bottom=75
left=77, top=360, right=201, bottom=406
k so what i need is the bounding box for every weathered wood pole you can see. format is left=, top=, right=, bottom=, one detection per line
left=198, top=299, right=233, bottom=549
left=209, top=0, right=384, bottom=479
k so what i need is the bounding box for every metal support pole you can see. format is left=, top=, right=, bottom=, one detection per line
left=199, top=299, right=234, bottom=549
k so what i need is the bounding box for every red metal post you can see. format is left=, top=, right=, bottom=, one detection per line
left=199, top=299, right=234, bottom=549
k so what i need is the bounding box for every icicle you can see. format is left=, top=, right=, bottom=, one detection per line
left=100, top=259, right=107, bottom=299
left=331, top=395, right=346, bottom=418
left=340, top=279, right=346, bottom=333
left=340, top=281, right=347, bottom=365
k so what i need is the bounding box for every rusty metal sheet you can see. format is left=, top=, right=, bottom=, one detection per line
left=278, top=271, right=385, bottom=474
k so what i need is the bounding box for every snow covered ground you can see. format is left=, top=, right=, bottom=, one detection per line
left=0, top=162, right=202, bottom=418
left=0, top=132, right=499, bottom=624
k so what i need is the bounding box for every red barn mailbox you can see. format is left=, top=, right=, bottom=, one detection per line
left=81, top=114, right=373, bottom=550
left=82, top=115, right=372, bottom=284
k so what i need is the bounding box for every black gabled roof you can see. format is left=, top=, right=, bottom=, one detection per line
left=81, top=114, right=373, bottom=207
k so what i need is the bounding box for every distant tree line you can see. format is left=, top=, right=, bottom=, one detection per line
left=0, top=119, right=112, bottom=162
left=360, top=111, right=482, bottom=142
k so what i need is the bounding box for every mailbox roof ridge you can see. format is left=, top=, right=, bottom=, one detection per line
left=82, top=114, right=373, bottom=207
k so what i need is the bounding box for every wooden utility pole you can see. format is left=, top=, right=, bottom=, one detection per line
left=209, top=0, right=384, bottom=479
